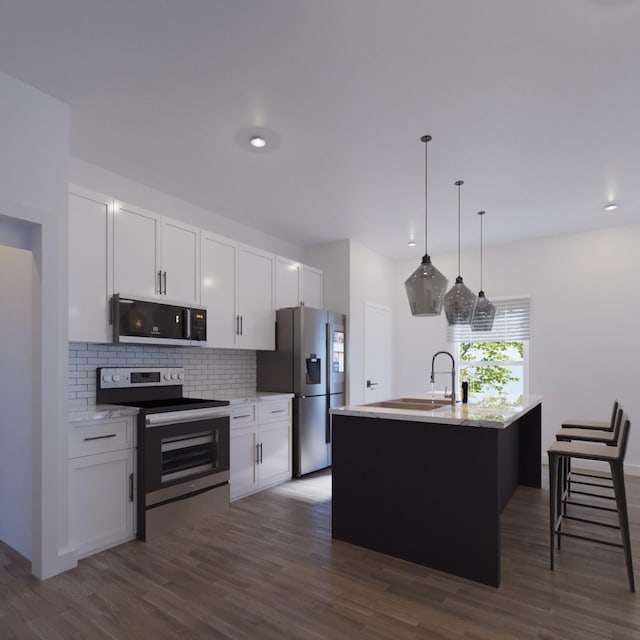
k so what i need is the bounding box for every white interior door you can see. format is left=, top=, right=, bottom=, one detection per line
left=364, top=302, right=392, bottom=402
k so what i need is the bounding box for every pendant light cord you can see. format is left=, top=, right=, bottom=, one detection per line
left=455, top=180, right=464, bottom=277
left=422, top=135, right=432, bottom=255
left=480, top=212, right=483, bottom=290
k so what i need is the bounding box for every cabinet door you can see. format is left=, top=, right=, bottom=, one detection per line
left=68, top=449, right=134, bottom=558
left=275, top=256, right=302, bottom=309
left=161, top=217, right=199, bottom=304
left=302, top=265, right=323, bottom=309
left=237, top=245, right=275, bottom=350
left=201, top=231, right=238, bottom=348
left=259, top=420, right=292, bottom=487
left=68, top=188, right=111, bottom=343
left=112, top=201, right=161, bottom=298
left=230, top=426, right=259, bottom=500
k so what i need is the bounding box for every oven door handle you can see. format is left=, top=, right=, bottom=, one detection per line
left=145, top=406, right=230, bottom=427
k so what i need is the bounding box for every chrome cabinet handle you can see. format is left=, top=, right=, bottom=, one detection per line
left=270, top=409, right=285, bottom=414
left=233, top=414, right=252, bottom=419
left=157, top=270, right=162, bottom=294
left=259, top=442, right=263, bottom=464
left=240, top=315, right=243, bottom=336
left=83, top=433, right=117, bottom=441
left=162, top=271, right=167, bottom=295
left=256, top=443, right=260, bottom=465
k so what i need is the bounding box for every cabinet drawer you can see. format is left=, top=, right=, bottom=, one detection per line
left=230, top=403, right=257, bottom=429
left=259, top=399, right=291, bottom=423
left=69, top=419, right=132, bottom=458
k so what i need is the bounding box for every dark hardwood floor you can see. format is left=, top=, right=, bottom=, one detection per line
left=1, top=469, right=639, bottom=639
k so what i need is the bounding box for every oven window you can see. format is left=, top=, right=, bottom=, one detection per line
left=160, top=431, right=218, bottom=483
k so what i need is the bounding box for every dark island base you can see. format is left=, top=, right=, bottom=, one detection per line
left=331, top=404, right=541, bottom=587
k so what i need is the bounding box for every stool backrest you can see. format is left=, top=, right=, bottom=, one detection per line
left=609, top=400, right=620, bottom=429
left=609, top=406, right=624, bottom=446
left=617, top=415, right=631, bottom=461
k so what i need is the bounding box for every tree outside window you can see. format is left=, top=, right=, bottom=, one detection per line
left=458, top=341, right=526, bottom=407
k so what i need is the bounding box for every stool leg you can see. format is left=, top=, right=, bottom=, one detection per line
left=549, top=452, right=560, bottom=570
left=609, top=460, right=635, bottom=592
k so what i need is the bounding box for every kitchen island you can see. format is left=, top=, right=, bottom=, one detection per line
left=329, top=395, right=542, bottom=587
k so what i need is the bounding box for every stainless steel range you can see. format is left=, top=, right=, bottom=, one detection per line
left=96, top=367, right=230, bottom=540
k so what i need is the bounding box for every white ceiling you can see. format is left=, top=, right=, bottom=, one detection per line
left=2, top=0, right=639, bottom=259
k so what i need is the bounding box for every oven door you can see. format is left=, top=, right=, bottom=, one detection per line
left=142, top=408, right=230, bottom=495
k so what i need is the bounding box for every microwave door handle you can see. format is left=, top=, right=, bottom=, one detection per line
left=111, top=294, right=120, bottom=343
left=185, top=308, right=191, bottom=339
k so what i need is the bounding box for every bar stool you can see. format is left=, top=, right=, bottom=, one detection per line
left=548, top=415, right=634, bottom=591
left=558, top=402, right=620, bottom=500
left=555, top=408, right=623, bottom=521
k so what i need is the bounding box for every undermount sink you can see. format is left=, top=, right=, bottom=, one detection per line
left=365, top=397, right=452, bottom=411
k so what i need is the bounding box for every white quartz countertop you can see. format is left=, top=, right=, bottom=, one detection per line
left=189, top=390, right=294, bottom=405
left=330, top=395, right=542, bottom=429
left=69, top=391, right=293, bottom=422
left=69, top=404, right=140, bottom=423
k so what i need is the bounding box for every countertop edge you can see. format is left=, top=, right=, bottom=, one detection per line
left=330, top=396, right=542, bottom=429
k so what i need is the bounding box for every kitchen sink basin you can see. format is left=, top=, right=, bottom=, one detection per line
left=366, top=398, right=452, bottom=411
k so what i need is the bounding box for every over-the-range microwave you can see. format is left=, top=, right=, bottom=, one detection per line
left=110, top=294, right=207, bottom=346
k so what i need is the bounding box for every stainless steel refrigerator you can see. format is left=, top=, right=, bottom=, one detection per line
left=257, top=307, right=346, bottom=477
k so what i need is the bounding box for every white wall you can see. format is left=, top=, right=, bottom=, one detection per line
left=394, top=223, right=640, bottom=474
left=0, top=71, right=72, bottom=578
left=69, top=158, right=304, bottom=261
left=0, top=246, right=33, bottom=558
left=305, top=240, right=350, bottom=315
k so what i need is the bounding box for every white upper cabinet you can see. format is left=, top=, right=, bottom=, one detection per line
left=200, top=236, right=275, bottom=350
left=161, top=217, right=200, bottom=305
left=68, top=187, right=112, bottom=343
left=302, top=264, right=323, bottom=308
left=201, top=231, right=238, bottom=349
left=112, top=201, right=161, bottom=299
left=275, top=256, right=302, bottom=309
left=275, top=256, right=323, bottom=309
left=238, top=245, right=275, bottom=350
left=112, top=201, right=199, bottom=304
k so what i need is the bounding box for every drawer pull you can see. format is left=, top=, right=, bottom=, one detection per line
left=83, top=434, right=117, bottom=442
left=233, top=414, right=252, bottom=419
left=270, top=409, right=286, bottom=414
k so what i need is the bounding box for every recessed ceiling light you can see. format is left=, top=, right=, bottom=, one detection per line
left=604, top=202, right=618, bottom=212
left=408, top=240, right=417, bottom=247
left=249, top=136, right=266, bottom=148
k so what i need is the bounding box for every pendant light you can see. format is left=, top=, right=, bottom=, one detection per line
left=404, top=135, right=449, bottom=316
left=443, top=180, right=476, bottom=324
left=471, top=211, right=496, bottom=331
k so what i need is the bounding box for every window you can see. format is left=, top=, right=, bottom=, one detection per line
left=447, top=298, right=530, bottom=406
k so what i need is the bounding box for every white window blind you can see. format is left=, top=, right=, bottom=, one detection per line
left=447, top=297, right=530, bottom=343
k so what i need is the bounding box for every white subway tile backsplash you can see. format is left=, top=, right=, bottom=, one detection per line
left=68, top=343, right=257, bottom=409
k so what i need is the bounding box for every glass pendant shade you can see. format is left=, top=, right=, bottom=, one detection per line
left=444, top=179, right=476, bottom=325
left=405, top=134, right=448, bottom=316
left=470, top=210, right=496, bottom=331
left=405, top=254, right=449, bottom=316
left=471, top=291, right=496, bottom=331
left=444, top=276, right=477, bottom=324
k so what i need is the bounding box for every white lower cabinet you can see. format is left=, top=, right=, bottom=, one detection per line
left=68, top=417, right=135, bottom=558
left=229, top=398, right=292, bottom=500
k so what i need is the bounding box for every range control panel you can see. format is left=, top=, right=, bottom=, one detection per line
left=98, top=367, right=185, bottom=389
